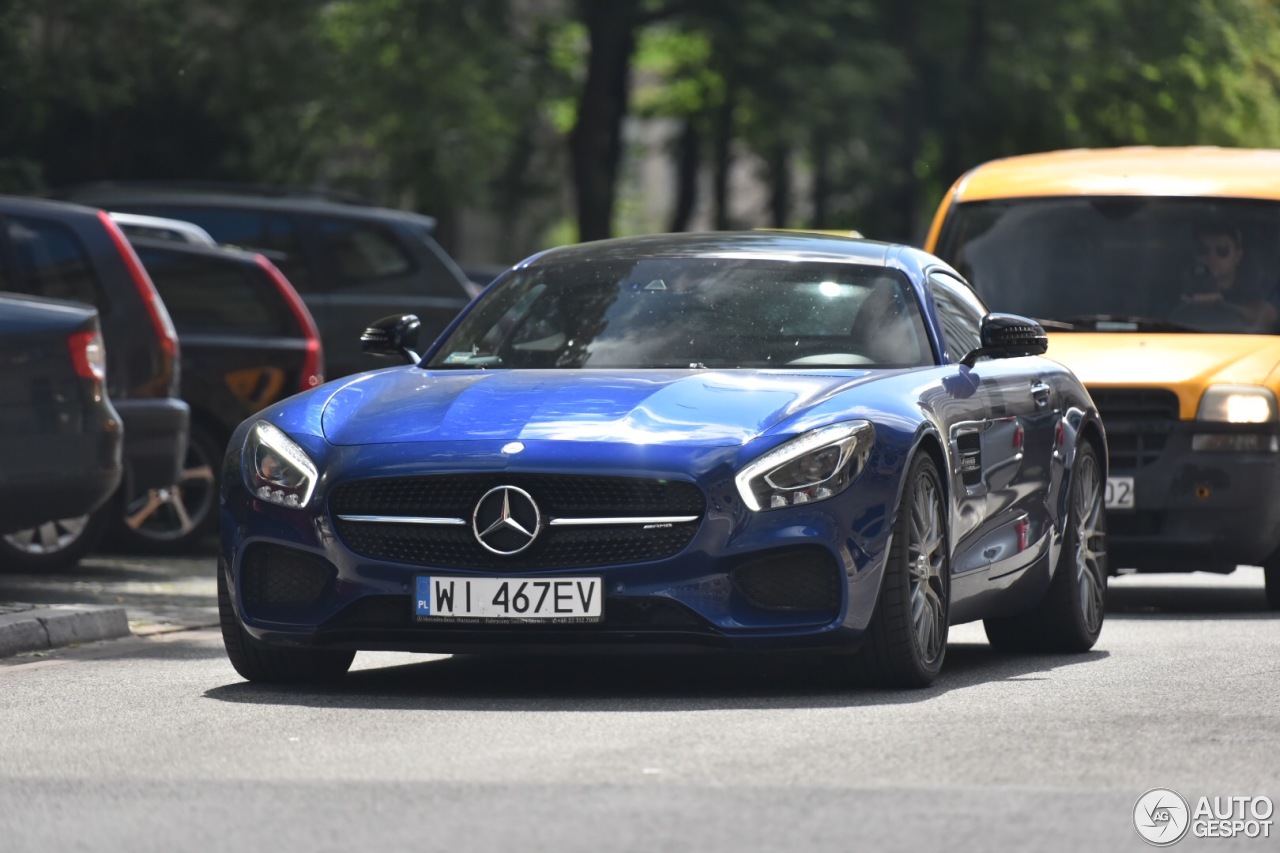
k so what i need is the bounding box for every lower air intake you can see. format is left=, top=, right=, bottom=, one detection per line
left=731, top=547, right=842, bottom=611
left=241, top=545, right=336, bottom=612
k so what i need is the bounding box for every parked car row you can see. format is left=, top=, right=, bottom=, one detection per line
left=0, top=184, right=487, bottom=569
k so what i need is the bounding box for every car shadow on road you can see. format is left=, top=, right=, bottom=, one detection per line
left=1106, top=577, right=1274, bottom=620
left=202, top=642, right=1109, bottom=712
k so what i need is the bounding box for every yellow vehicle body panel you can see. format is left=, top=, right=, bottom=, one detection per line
left=1045, top=333, right=1280, bottom=420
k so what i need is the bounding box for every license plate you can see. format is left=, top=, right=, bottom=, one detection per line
left=1105, top=476, right=1135, bottom=510
left=414, top=575, right=603, bottom=624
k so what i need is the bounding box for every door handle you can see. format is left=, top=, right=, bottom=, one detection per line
left=1031, top=382, right=1052, bottom=407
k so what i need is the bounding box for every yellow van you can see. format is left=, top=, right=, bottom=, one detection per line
left=924, top=147, right=1280, bottom=608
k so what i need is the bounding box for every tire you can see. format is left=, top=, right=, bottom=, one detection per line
left=110, top=421, right=222, bottom=554
left=0, top=503, right=112, bottom=572
left=984, top=442, right=1107, bottom=652
left=217, top=558, right=354, bottom=683
left=834, top=453, right=950, bottom=688
left=1264, top=559, right=1280, bottom=611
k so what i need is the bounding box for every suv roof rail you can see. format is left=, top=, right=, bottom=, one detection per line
left=54, top=180, right=374, bottom=206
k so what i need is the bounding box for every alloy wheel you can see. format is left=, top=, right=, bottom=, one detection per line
left=3, top=515, right=90, bottom=555
left=907, top=471, right=947, bottom=665
left=1073, top=451, right=1107, bottom=635
left=122, top=443, right=217, bottom=542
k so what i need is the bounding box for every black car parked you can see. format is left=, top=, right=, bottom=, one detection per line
left=0, top=196, right=189, bottom=569
left=57, top=184, right=476, bottom=379
left=0, top=295, right=121, bottom=540
left=115, top=237, right=325, bottom=551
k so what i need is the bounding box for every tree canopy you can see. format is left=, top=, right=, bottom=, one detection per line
left=1, top=0, right=1278, bottom=256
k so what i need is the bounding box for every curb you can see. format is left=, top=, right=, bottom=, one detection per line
left=0, top=605, right=131, bottom=658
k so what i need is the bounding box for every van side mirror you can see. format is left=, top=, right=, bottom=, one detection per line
left=961, top=314, right=1048, bottom=367
left=361, top=314, right=421, bottom=364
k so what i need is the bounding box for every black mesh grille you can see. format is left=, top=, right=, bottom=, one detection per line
left=241, top=545, right=337, bottom=611
left=324, top=594, right=708, bottom=631
left=331, top=474, right=705, bottom=569
left=730, top=547, right=842, bottom=611
left=1088, top=388, right=1179, bottom=470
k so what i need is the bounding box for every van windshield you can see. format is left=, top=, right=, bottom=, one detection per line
left=935, top=197, right=1280, bottom=334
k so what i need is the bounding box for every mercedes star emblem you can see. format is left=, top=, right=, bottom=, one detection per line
left=472, top=485, right=541, bottom=555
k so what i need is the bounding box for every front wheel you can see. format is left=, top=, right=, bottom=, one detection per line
left=218, top=559, right=354, bottom=683
left=985, top=442, right=1107, bottom=652
left=833, top=453, right=950, bottom=688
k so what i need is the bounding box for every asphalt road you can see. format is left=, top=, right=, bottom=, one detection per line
left=1, top=553, right=1277, bottom=853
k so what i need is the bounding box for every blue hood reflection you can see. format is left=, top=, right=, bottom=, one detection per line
left=320, top=368, right=880, bottom=446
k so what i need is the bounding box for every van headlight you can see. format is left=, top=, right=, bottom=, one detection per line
left=735, top=422, right=874, bottom=511
left=1196, top=386, right=1278, bottom=423
left=242, top=420, right=318, bottom=508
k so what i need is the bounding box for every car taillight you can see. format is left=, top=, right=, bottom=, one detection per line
left=254, top=254, right=324, bottom=392
left=68, top=328, right=106, bottom=382
left=97, top=210, right=180, bottom=362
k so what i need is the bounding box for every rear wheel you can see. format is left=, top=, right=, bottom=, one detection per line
left=984, top=442, right=1107, bottom=652
left=834, top=453, right=949, bottom=688
left=110, top=421, right=221, bottom=554
left=217, top=559, right=354, bottom=683
left=0, top=504, right=111, bottom=572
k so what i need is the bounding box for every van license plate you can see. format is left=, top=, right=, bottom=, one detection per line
left=1105, top=476, right=1135, bottom=510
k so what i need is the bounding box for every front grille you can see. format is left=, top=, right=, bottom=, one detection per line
left=731, top=547, right=842, bottom=612
left=331, top=474, right=706, bottom=569
left=241, top=545, right=337, bottom=612
left=324, top=594, right=708, bottom=631
left=1088, top=388, right=1180, bottom=469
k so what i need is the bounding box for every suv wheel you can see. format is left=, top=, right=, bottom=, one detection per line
left=0, top=505, right=111, bottom=572
left=111, top=422, right=221, bottom=554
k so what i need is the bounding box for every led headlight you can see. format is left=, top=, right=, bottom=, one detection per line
left=242, top=420, right=318, bottom=508
left=1196, top=385, right=1278, bottom=424
left=735, top=421, right=874, bottom=511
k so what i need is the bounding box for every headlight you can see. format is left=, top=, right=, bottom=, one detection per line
left=735, top=421, right=874, bottom=511
left=1196, top=386, right=1278, bottom=423
left=242, top=420, right=318, bottom=508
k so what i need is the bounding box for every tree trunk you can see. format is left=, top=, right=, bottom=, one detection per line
left=811, top=129, right=831, bottom=229
left=569, top=0, right=641, bottom=242
left=668, top=118, right=700, bottom=232
left=889, top=0, right=923, bottom=243
left=767, top=142, right=790, bottom=228
left=712, top=84, right=735, bottom=230
left=941, top=0, right=988, bottom=192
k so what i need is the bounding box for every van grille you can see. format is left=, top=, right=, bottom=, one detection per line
left=1087, top=388, right=1179, bottom=470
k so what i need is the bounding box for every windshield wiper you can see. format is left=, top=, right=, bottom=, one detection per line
left=1051, top=314, right=1197, bottom=333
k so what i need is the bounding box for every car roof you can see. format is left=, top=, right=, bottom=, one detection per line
left=519, top=231, right=898, bottom=269
left=128, top=235, right=265, bottom=266
left=55, top=184, right=438, bottom=230
left=951, top=146, right=1280, bottom=202
left=0, top=193, right=106, bottom=222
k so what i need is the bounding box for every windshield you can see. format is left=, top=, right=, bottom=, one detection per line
left=936, top=197, right=1280, bottom=334
left=426, top=258, right=934, bottom=369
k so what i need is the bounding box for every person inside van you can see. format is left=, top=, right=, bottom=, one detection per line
left=1175, top=220, right=1278, bottom=332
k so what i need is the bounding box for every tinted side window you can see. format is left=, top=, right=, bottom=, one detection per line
left=928, top=272, right=984, bottom=360
left=7, top=216, right=106, bottom=310
left=317, top=219, right=414, bottom=286
left=139, top=206, right=312, bottom=292
left=137, top=248, right=293, bottom=337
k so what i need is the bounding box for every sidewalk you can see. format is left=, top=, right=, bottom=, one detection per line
left=0, top=601, right=131, bottom=658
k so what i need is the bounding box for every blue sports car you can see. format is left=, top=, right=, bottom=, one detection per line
left=218, top=232, right=1107, bottom=687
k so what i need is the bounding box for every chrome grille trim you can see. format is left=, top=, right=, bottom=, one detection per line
left=336, top=515, right=466, bottom=526
left=548, top=515, right=700, bottom=527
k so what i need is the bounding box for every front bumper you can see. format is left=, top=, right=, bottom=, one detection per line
left=1107, top=426, right=1280, bottom=571
left=219, top=439, right=900, bottom=656
left=115, top=397, right=190, bottom=491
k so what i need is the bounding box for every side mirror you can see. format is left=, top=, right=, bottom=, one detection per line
left=361, top=314, right=422, bottom=364
left=961, top=314, right=1048, bottom=367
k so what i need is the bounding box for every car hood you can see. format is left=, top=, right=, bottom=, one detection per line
left=1046, top=333, right=1280, bottom=417
left=320, top=369, right=880, bottom=446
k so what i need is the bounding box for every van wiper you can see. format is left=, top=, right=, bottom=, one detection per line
left=1053, top=314, right=1197, bottom=332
